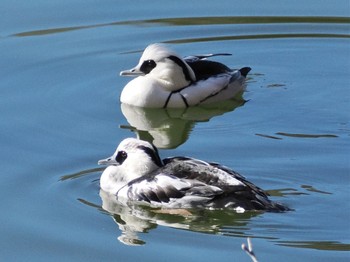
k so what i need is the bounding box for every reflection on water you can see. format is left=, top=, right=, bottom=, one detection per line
left=61, top=167, right=344, bottom=249
left=276, top=240, right=350, bottom=251
left=12, top=16, right=350, bottom=38
left=275, top=132, right=338, bottom=139
left=256, top=132, right=339, bottom=140
left=64, top=186, right=347, bottom=251
left=299, top=185, right=332, bottom=195
left=145, top=16, right=350, bottom=26
left=165, top=33, right=350, bottom=44
left=99, top=189, right=261, bottom=246
left=60, top=167, right=104, bottom=181
left=2, top=0, right=349, bottom=258
left=120, top=93, right=245, bottom=148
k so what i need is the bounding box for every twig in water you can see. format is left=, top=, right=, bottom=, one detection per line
left=241, top=237, right=259, bottom=262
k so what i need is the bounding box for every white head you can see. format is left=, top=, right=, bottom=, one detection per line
left=120, top=43, right=196, bottom=91
left=98, top=138, right=163, bottom=193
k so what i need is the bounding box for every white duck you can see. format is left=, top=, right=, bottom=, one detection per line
left=98, top=138, right=289, bottom=212
left=120, top=44, right=251, bottom=108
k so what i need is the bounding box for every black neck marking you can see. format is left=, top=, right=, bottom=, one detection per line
left=168, top=55, right=193, bottom=82
left=137, top=145, right=163, bottom=167
left=163, top=88, right=190, bottom=108
left=180, top=94, right=189, bottom=107
left=163, top=93, right=172, bottom=108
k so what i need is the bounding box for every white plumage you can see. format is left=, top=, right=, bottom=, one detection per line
left=120, top=44, right=251, bottom=108
left=98, top=138, right=289, bottom=212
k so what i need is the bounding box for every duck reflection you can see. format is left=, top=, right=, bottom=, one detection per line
left=99, top=189, right=259, bottom=246
left=120, top=92, right=246, bottom=149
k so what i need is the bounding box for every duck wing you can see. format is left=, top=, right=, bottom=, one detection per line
left=117, top=172, right=223, bottom=208
left=184, top=53, right=232, bottom=63
left=184, top=54, right=250, bottom=80
left=161, top=157, right=290, bottom=212
left=185, top=54, right=232, bottom=81
left=187, top=60, right=232, bottom=80
left=162, top=157, right=256, bottom=189
left=118, top=157, right=289, bottom=211
left=177, top=68, right=249, bottom=107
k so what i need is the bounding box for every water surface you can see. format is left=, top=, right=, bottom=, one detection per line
left=1, top=0, right=349, bottom=261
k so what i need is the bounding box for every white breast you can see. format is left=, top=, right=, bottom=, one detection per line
left=100, top=166, right=127, bottom=195
left=121, top=73, right=244, bottom=108
left=121, top=77, right=185, bottom=107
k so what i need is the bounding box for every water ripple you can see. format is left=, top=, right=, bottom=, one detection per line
left=11, top=16, right=350, bottom=38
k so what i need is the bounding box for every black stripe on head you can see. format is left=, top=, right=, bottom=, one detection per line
left=137, top=145, right=163, bottom=167
left=168, top=55, right=193, bottom=82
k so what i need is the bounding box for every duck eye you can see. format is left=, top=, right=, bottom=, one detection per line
left=115, top=150, right=128, bottom=164
left=140, top=59, right=156, bottom=74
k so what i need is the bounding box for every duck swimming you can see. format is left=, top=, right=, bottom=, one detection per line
left=120, top=43, right=251, bottom=108
left=98, top=138, right=289, bottom=212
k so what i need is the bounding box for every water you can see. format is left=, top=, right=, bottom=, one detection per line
left=1, top=0, right=349, bottom=261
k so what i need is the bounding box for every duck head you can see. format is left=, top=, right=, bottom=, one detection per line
left=120, top=44, right=196, bottom=91
left=98, top=138, right=163, bottom=192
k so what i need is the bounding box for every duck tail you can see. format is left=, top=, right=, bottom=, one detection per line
left=239, top=67, right=251, bottom=78
left=269, top=201, right=293, bottom=213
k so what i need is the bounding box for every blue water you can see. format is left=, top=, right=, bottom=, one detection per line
left=1, top=0, right=349, bottom=261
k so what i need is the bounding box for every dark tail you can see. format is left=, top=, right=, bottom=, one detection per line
left=239, top=67, right=251, bottom=78
left=268, top=201, right=293, bottom=213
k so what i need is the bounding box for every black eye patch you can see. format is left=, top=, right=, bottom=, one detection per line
left=140, top=59, right=156, bottom=74
left=115, top=150, right=128, bottom=165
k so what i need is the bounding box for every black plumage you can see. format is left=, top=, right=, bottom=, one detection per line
left=124, top=156, right=290, bottom=212
left=183, top=54, right=251, bottom=81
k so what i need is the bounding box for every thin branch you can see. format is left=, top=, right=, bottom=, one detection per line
left=241, top=237, right=259, bottom=262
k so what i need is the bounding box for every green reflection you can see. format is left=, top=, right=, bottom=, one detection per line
left=255, top=132, right=338, bottom=140
left=165, top=33, right=350, bottom=44
left=12, top=16, right=350, bottom=37
left=276, top=132, right=338, bottom=138
left=120, top=94, right=245, bottom=149
left=96, top=189, right=263, bottom=246
left=277, top=240, right=350, bottom=251
left=60, top=167, right=104, bottom=181
left=146, top=16, right=350, bottom=26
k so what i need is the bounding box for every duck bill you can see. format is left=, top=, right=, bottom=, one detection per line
left=120, top=67, right=144, bottom=77
left=98, top=156, right=119, bottom=166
